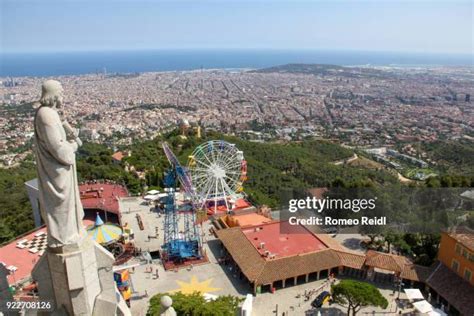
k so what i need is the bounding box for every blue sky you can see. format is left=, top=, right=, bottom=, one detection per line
left=1, top=0, right=472, bottom=54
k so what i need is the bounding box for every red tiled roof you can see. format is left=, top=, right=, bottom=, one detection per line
left=111, top=151, right=125, bottom=161
left=241, top=221, right=328, bottom=259
left=217, top=225, right=432, bottom=286
left=0, top=183, right=127, bottom=286
left=0, top=227, right=47, bottom=285
left=256, top=249, right=341, bottom=285
left=215, top=227, right=266, bottom=282
left=365, top=250, right=410, bottom=273
left=448, top=232, right=474, bottom=252
left=79, top=183, right=128, bottom=215
left=0, top=219, right=94, bottom=286
left=217, top=224, right=341, bottom=285
left=334, top=250, right=366, bottom=270
left=234, top=198, right=251, bottom=209
left=232, top=213, right=273, bottom=227
left=400, top=264, right=433, bottom=282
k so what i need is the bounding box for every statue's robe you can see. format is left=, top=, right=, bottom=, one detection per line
left=34, top=106, right=85, bottom=247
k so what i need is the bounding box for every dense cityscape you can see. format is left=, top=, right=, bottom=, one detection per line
left=1, top=64, right=473, bottom=169
left=1, top=64, right=472, bottom=315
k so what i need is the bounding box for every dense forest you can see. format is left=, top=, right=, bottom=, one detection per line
left=421, top=140, right=474, bottom=177
left=122, top=130, right=399, bottom=207
left=0, top=129, right=472, bottom=244
left=0, top=161, right=36, bottom=242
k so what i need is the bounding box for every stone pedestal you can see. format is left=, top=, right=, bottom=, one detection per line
left=32, top=237, right=130, bottom=316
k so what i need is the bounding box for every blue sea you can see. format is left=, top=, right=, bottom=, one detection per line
left=0, top=49, right=472, bottom=77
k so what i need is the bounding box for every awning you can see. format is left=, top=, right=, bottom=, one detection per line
left=404, top=288, right=424, bottom=301
left=427, top=309, right=447, bottom=316
left=413, top=300, right=433, bottom=314
left=144, top=195, right=160, bottom=201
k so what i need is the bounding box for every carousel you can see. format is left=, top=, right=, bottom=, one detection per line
left=87, top=213, right=124, bottom=257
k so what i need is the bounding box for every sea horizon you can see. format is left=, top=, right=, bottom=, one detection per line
left=1, top=48, right=472, bottom=78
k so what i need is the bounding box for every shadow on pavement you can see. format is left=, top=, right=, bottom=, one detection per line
left=206, top=238, right=253, bottom=296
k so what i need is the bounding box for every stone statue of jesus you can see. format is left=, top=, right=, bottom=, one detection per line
left=34, top=80, right=86, bottom=248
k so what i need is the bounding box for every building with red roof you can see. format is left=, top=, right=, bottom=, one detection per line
left=79, top=181, right=129, bottom=224
left=216, top=221, right=433, bottom=295
left=25, top=179, right=129, bottom=229
left=2, top=180, right=128, bottom=287
left=112, top=151, right=125, bottom=164
left=0, top=218, right=95, bottom=287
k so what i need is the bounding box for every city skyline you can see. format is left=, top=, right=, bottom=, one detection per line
left=1, top=0, right=472, bottom=55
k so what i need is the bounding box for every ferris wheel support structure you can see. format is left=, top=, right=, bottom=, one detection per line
left=161, top=142, right=201, bottom=262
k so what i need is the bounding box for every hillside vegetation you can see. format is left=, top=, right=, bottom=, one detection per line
left=122, top=130, right=398, bottom=207
left=0, top=162, right=36, bottom=242
left=422, top=140, right=474, bottom=177
left=1, top=130, right=471, bottom=244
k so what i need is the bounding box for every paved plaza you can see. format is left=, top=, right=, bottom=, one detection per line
left=333, top=233, right=368, bottom=254
left=119, top=197, right=252, bottom=315
left=118, top=197, right=421, bottom=316
left=252, top=279, right=410, bottom=315
left=120, top=197, right=165, bottom=253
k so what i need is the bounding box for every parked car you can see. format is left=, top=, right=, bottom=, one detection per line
left=311, top=291, right=331, bottom=308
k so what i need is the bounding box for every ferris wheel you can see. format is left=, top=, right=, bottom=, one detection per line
left=187, top=140, right=247, bottom=213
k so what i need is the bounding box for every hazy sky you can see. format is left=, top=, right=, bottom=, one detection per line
left=1, top=0, right=472, bottom=54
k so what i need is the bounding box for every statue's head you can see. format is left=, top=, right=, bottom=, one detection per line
left=40, top=80, right=64, bottom=108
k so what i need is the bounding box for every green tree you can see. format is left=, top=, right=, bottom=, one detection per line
left=383, top=232, right=399, bottom=253
left=331, top=280, right=388, bottom=316
left=0, top=162, right=36, bottom=243
left=426, top=177, right=441, bottom=188
left=147, top=292, right=242, bottom=316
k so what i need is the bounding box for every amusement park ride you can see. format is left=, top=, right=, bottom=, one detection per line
left=188, top=140, right=247, bottom=214
left=161, top=140, right=247, bottom=265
